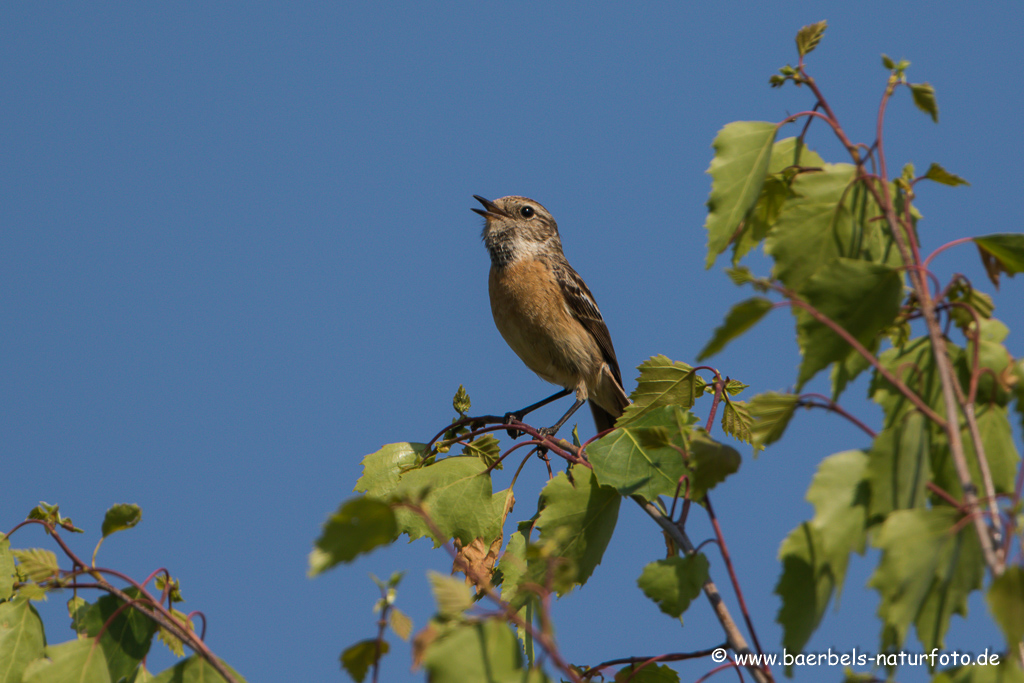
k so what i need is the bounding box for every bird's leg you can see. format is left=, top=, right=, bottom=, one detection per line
left=537, top=398, right=585, bottom=438
left=504, top=387, right=572, bottom=438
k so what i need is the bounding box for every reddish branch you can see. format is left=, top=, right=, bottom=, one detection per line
left=784, top=62, right=1006, bottom=574
left=6, top=519, right=238, bottom=683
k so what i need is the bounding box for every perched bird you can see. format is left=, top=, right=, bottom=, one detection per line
left=473, top=195, right=630, bottom=435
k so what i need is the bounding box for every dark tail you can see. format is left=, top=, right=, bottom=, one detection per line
left=589, top=394, right=629, bottom=434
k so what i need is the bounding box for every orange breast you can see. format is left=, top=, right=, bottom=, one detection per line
left=488, top=259, right=600, bottom=393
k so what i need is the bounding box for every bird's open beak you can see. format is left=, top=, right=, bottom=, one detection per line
left=472, top=195, right=509, bottom=219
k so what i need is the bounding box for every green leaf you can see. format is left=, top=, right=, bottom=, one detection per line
left=776, top=522, right=831, bottom=666
left=962, top=405, right=1019, bottom=495
left=987, top=566, right=1024, bottom=647
left=589, top=406, right=691, bottom=501
left=776, top=450, right=869, bottom=655
left=724, top=379, right=748, bottom=396
left=338, top=639, right=387, bottom=683
left=23, top=638, right=112, bottom=683
left=461, top=434, right=501, bottom=468
left=15, top=583, right=46, bottom=602
left=731, top=137, right=825, bottom=263
left=704, top=122, right=778, bottom=267
left=765, top=165, right=876, bottom=294
left=974, top=234, right=1024, bottom=289
left=353, top=442, right=425, bottom=499
left=720, top=399, right=753, bottom=445
left=309, top=497, right=398, bottom=576
left=391, top=456, right=500, bottom=547
left=731, top=176, right=791, bottom=263
left=796, top=20, right=827, bottom=57
left=26, top=502, right=80, bottom=532
left=637, top=555, right=709, bottom=618
left=11, top=548, right=59, bottom=584
left=154, top=574, right=183, bottom=603
left=68, top=595, right=88, bottom=629
left=726, top=266, right=755, bottom=286
left=867, top=413, right=932, bottom=520
left=795, top=259, right=903, bottom=390
left=614, top=663, right=681, bottom=683
left=687, top=431, right=742, bottom=501
left=697, top=297, right=774, bottom=360
left=868, top=508, right=983, bottom=650
left=804, top=451, right=870, bottom=596
left=0, top=597, right=46, bottom=683
left=923, top=163, right=969, bottom=187
left=452, top=385, right=471, bottom=415
left=340, top=639, right=389, bottom=683
left=149, top=655, right=246, bottom=683
left=534, top=467, right=620, bottom=591
left=910, top=82, right=939, bottom=122
left=133, top=663, right=155, bottom=682
left=101, top=503, right=142, bottom=538
left=931, top=405, right=1020, bottom=504
left=421, top=619, right=523, bottom=683
left=882, top=54, right=895, bottom=70
left=933, top=659, right=1024, bottom=683
left=74, top=589, right=158, bottom=683
left=748, top=392, right=800, bottom=452
left=0, top=538, right=14, bottom=600
left=831, top=343, right=876, bottom=401
left=428, top=571, right=473, bottom=618
left=871, top=336, right=957, bottom=428
left=901, top=162, right=916, bottom=184
left=621, top=355, right=705, bottom=424
left=155, top=608, right=191, bottom=658
left=769, top=137, right=826, bottom=174
left=952, top=311, right=1005, bottom=395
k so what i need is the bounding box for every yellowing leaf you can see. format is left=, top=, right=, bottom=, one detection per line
left=427, top=571, right=473, bottom=618
left=923, top=163, right=969, bottom=187
left=796, top=20, right=827, bottom=57
left=11, top=549, right=59, bottom=584
left=910, top=82, right=938, bottom=122
left=389, top=607, right=413, bottom=641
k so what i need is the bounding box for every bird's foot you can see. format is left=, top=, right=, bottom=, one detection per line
left=503, top=411, right=525, bottom=439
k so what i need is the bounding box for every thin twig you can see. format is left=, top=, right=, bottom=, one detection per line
left=637, top=499, right=772, bottom=683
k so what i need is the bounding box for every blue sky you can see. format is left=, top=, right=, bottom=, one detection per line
left=2, top=4, right=1022, bottom=682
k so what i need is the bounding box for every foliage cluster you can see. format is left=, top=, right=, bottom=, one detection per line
left=1, top=503, right=244, bottom=683
left=310, top=21, right=1024, bottom=683
left=3, top=20, right=1024, bottom=683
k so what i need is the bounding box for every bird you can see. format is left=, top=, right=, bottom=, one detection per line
left=472, top=194, right=630, bottom=436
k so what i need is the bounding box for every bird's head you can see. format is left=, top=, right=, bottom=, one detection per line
left=473, top=195, right=561, bottom=267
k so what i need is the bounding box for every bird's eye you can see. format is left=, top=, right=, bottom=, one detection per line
left=520, top=206, right=535, bottom=218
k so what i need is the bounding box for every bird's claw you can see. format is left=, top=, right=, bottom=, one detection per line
left=503, top=412, right=524, bottom=439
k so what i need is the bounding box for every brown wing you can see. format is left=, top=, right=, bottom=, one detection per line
left=551, top=258, right=624, bottom=387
